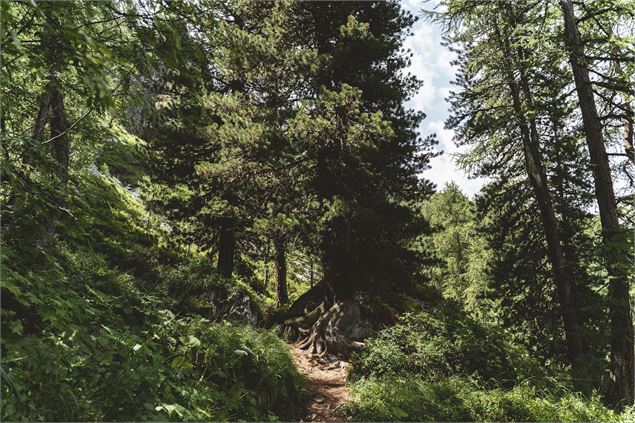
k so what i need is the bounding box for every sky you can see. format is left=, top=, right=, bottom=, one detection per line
left=399, top=0, right=486, bottom=196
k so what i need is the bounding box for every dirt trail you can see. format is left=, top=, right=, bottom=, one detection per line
left=289, top=343, right=352, bottom=422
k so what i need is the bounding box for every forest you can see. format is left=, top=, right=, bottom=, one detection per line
left=1, top=0, right=634, bottom=421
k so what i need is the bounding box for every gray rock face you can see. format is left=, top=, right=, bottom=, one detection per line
left=349, top=319, right=375, bottom=341
left=226, top=292, right=259, bottom=326
left=206, top=289, right=262, bottom=326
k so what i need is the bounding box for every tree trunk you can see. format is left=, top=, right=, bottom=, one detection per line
left=309, top=257, right=314, bottom=288
left=274, top=237, right=289, bottom=306
left=32, top=89, right=52, bottom=144
left=497, top=20, right=585, bottom=385
left=518, top=52, right=587, bottom=373
left=282, top=211, right=362, bottom=357
left=217, top=222, right=235, bottom=279
left=321, top=214, right=353, bottom=301
left=33, top=13, right=69, bottom=248
left=36, top=85, right=69, bottom=248
left=560, top=0, right=634, bottom=407
left=263, top=241, right=270, bottom=290
left=48, top=87, right=70, bottom=185
left=624, top=101, right=634, bottom=164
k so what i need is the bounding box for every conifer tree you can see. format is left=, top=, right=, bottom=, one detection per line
left=276, top=1, right=436, bottom=355
left=558, top=0, right=634, bottom=406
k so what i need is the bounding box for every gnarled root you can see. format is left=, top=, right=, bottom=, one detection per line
left=295, top=300, right=363, bottom=358
left=282, top=301, right=327, bottom=342
left=267, top=282, right=328, bottom=329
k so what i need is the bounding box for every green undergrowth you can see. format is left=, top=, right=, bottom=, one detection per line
left=347, top=376, right=628, bottom=422
left=350, top=304, right=540, bottom=387
left=347, top=304, right=629, bottom=422
left=1, top=158, right=305, bottom=420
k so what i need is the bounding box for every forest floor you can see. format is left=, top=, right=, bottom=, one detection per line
left=289, top=343, right=352, bottom=422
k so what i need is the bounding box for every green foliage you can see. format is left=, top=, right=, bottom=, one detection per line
left=1, top=162, right=304, bottom=421
left=350, top=307, right=539, bottom=387
left=433, top=0, right=631, bottom=396
left=348, top=305, right=629, bottom=421
left=155, top=254, right=264, bottom=320
left=2, top=306, right=304, bottom=421
left=4, top=0, right=631, bottom=418
left=348, top=376, right=625, bottom=422
left=418, top=182, right=492, bottom=313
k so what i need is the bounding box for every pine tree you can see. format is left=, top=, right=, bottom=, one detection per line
left=436, top=0, right=591, bottom=386
left=559, top=0, right=634, bottom=407
left=276, top=1, right=436, bottom=356
left=419, top=182, right=491, bottom=314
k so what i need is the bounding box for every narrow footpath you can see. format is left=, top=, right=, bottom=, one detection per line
left=288, top=343, right=352, bottom=422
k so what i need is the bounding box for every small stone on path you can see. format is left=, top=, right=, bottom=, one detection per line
left=289, top=343, right=351, bottom=422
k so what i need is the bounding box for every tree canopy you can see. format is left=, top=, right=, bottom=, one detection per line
left=1, top=0, right=633, bottom=420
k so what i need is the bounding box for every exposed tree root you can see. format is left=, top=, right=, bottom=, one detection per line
left=282, top=301, right=327, bottom=342
left=288, top=300, right=364, bottom=358
left=269, top=281, right=365, bottom=358
left=268, top=282, right=328, bottom=327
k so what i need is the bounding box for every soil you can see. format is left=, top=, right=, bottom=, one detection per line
left=289, top=343, right=352, bottom=422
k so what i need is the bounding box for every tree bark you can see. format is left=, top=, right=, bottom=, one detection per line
left=497, top=20, right=585, bottom=385
left=274, top=237, right=289, bottom=306
left=263, top=241, right=270, bottom=290
left=33, top=11, right=69, bottom=248
left=48, top=87, right=70, bottom=185
left=320, top=207, right=355, bottom=302
left=217, top=222, right=235, bottom=279
left=309, top=257, right=314, bottom=288
left=32, top=90, right=52, bottom=144
left=624, top=101, right=634, bottom=164
left=36, top=85, right=69, bottom=248
left=560, top=0, right=634, bottom=407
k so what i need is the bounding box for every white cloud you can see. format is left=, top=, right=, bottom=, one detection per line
left=400, top=0, right=486, bottom=197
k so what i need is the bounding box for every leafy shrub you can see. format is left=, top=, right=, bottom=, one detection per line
left=347, top=376, right=622, bottom=422
left=2, top=309, right=305, bottom=421
left=157, top=256, right=265, bottom=323
left=348, top=306, right=626, bottom=422
left=350, top=306, right=534, bottom=387
left=1, top=169, right=304, bottom=421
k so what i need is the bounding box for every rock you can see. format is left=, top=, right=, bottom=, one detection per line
left=318, top=354, right=337, bottom=365
left=314, top=396, right=325, bottom=403
left=349, top=318, right=375, bottom=341
left=205, top=289, right=262, bottom=326
left=226, top=292, right=259, bottom=325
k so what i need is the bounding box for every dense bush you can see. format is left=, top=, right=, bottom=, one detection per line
left=347, top=307, right=630, bottom=421
left=1, top=306, right=304, bottom=421
left=2, top=306, right=304, bottom=420
left=1, top=169, right=305, bottom=421
left=350, top=306, right=541, bottom=387
left=347, top=376, right=627, bottom=422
